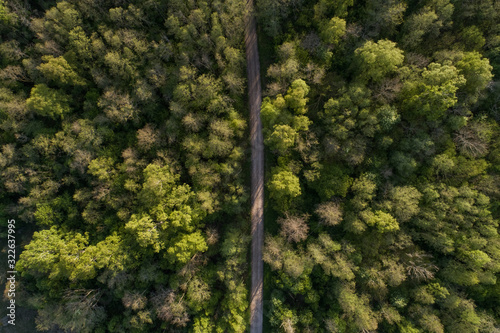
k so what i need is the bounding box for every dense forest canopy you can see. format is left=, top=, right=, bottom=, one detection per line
left=0, top=0, right=500, bottom=332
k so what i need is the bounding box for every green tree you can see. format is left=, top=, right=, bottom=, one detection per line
left=125, top=214, right=161, bottom=253
left=26, top=84, right=71, bottom=119
left=265, top=124, right=298, bottom=154
left=38, top=55, right=86, bottom=86
left=319, top=17, right=346, bottom=45
left=268, top=169, right=301, bottom=210
left=0, top=0, right=17, bottom=25
left=401, top=62, right=466, bottom=121
left=456, top=52, right=493, bottom=104
left=354, top=39, right=404, bottom=83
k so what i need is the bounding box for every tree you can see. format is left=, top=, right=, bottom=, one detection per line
left=389, top=186, right=422, bottom=222
left=284, top=79, right=310, bottom=114
left=400, top=8, right=442, bottom=50
left=354, top=39, right=404, bottom=83
left=315, top=201, right=343, bottom=226
left=319, top=17, right=346, bottom=45
left=68, top=26, right=93, bottom=60
left=35, top=289, right=106, bottom=333
left=151, top=288, right=189, bottom=327
left=26, top=84, right=71, bottom=119
left=361, top=209, right=400, bottom=232
left=37, top=55, right=86, bottom=86
left=460, top=26, right=486, bottom=51
left=278, top=213, right=309, bottom=242
left=401, top=62, right=466, bottom=121
left=125, top=214, right=161, bottom=253
left=268, top=169, right=301, bottom=210
left=454, top=122, right=491, bottom=158
left=136, top=124, right=160, bottom=152
left=362, top=0, right=407, bottom=38
left=0, top=0, right=17, bottom=28
left=98, top=88, right=137, bottom=123
left=456, top=52, right=493, bottom=104
left=265, top=124, right=298, bottom=154
left=314, top=0, right=354, bottom=19
left=166, top=231, right=208, bottom=265
left=311, top=164, right=353, bottom=199
left=337, top=283, right=379, bottom=331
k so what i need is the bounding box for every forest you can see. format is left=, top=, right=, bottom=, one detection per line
left=0, top=0, right=500, bottom=332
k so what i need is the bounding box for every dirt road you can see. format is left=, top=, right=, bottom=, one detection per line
left=244, top=0, right=264, bottom=332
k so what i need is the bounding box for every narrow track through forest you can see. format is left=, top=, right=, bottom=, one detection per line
left=244, top=0, right=264, bottom=331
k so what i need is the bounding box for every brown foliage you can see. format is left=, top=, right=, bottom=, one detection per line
left=405, top=252, right=438, bottom=281
left=122, top=291, right=147, bottom=311
left=137, top=124, right=160, bottom=151
left=263, top=235, right=286, bottom=270
left=316, top=201, right=343, bottom=226
left=151, top=288, right=189, bottom=327
left=278, top=213, right=309, bottom=243
left=454, top=123, right=489, bottom=158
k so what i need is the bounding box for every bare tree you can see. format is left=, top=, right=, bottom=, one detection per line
left=316, top=201, right=343, bottom=226
left=122, top=291, right=147, bottom=311
left=454, top=123, right=489, bottom=158
left=263, top=235, right=286, bottom=270
left=137, top=124, right=160, bottom=151
left=151, top=288, right=189, bottom=327
left=278, top=213, right=309, bottom=243
left=281, top=317, right=295, bottom=333
left=405, top=252, right=438, bottom=281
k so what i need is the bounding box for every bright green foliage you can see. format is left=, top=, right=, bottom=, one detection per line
left=319, top=17, right=346, bottom=45
left=38, top=55, right=86, bottom=86
left=285, top=79, right=310, bottom=114
left=354, top=39, right=404, bottom=82
left=68, top=26, right=93, bottom=60
left=7, top=1, right=250, bottom=331
left=255, top=0, right=500, bottom=331
left=401, top=62, right=466, bottom=120
left=265, top=124, right=298, bottom=153
left=193, top=316, right=215, bottom=333
left=456, top=52, right=493, bottom=104
left=0, top=0, right=16, bottom=24
left=139, top=164, right=178, bottom=206
left=17, top=227, right=71, bottom=280
left=26, top=84, right=71, bottom=119
left=268, top=169, right=301, bottom=208
left=261, top=97, right=283, bottom=128
left=19, top=227, right=128, bottom=284
left=125, top=214, right=161, bottom=252
left=166, top=231, right=207, bottom=264
left=362, top=210, right=399, bottom=232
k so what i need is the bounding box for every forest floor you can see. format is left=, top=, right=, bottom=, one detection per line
left=244, top=0, right=264, bottom=331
